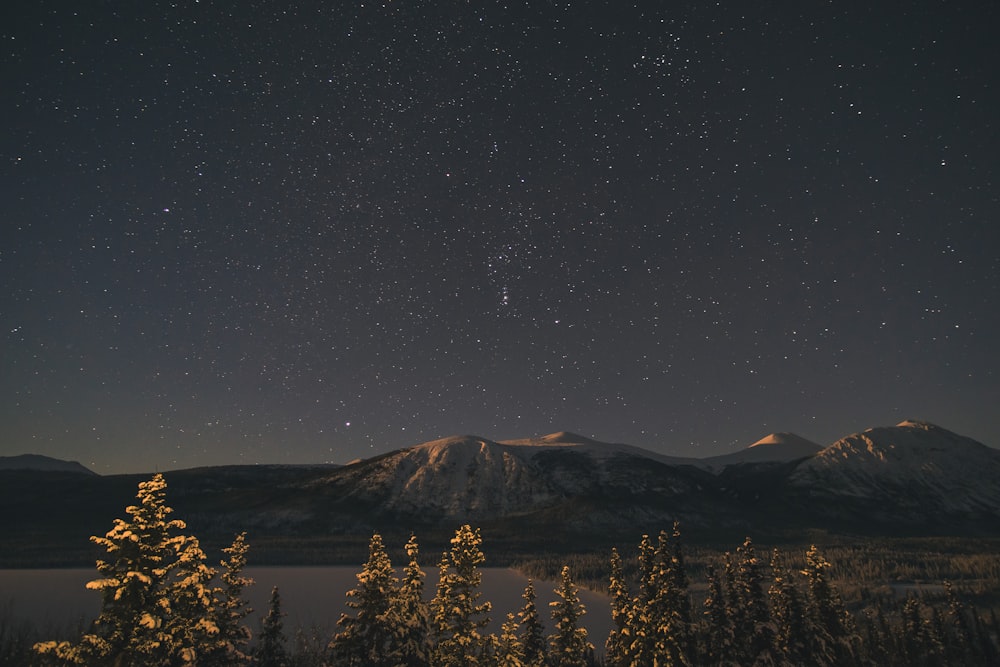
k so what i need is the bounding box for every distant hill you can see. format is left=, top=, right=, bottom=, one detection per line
left=0, top=454, right=96, bottom=475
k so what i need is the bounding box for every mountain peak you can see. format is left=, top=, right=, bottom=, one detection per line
left=748, top=432, right=822, bottom=451
left=894, top=419, right=944, bottom=432
left=538, top=431, right=597, bottom=444
left=699, top=432, right=821, bottom=472
left=417, top=434, right=495, bottom=448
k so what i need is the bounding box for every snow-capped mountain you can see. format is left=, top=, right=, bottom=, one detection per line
left=698, top=432, right=823, bottom=472
left=316, top=431, right=716, bottom=523
left=788, top=420, right=1000, bottom=526
left=291, top=422, right=1000, bottom=534
left=3, top=420, right=998, bottom=566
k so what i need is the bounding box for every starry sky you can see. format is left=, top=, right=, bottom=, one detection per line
left=2, top=1, right=998, bottom=474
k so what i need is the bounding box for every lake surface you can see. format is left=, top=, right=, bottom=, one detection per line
left=0, top=567, right=612, bottom=649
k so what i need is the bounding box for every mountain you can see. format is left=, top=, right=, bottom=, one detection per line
left=699, top=432, right=823, bottom=472
left=305, top=423, right=999, bottom=539
left=0, top=454, right=96, bottom=475
left=2, top=421, right=998, bottom=565
left=787, top=420, right=1000, bottom=530
left=309, top=432, right=723, bottom=531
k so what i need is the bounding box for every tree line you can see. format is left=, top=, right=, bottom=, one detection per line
left=21, top=474, right=1000, bottom=666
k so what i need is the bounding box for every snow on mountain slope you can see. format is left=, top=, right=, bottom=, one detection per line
left=699, top=432, right=822, bottom=472
left=788, top=420, right=1000, bottom=515
left=304, top=422, right=999, bottom=530
left=329, top=435, right=557, bottom=519
left=325, top=432, right=708, bottom=521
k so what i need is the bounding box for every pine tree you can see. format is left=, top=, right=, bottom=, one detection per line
left=386, top=534, right=430, bottom=667
left=253, top=587, right=289, bottom=667
left=943, top=581, right=974, bottom=661
left=35, top=473, right=187, bottom=666
left=768, top=549, right=808, bottom=667
left=548, top=565, right=593, bottom=667
left=495, top=613, right=525, bottom=667
left=430, top=524, right=492, bottom=667
left=667, top=521, right=694, bottom=659
left=604, top=548, right=630, bottom=667
left=801, top=545, right=858, bottom=667
left=656, top=523, right=693, bottom=665
left=701, top=563, right=736, bottom=666
left=164, top=532, right=221, bottom=666
left=204, top=532, right=254, bottom=667
left=331, top=533, right=399, bottom=667
left=628, top=533, right=657, bottom=665
left=629, top=527, right=694, bottom=666
left=519, top=580, right=547, bottom=667
left=732, top=537, right=778, bottom=666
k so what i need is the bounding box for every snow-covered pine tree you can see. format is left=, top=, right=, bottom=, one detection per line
left=628, top=527, right=693, bottom=666
left=730, top=537, right=778, bottom=666
left=430, top=524, right=492, bottom=667
left=768, top=549, right=809, bottom=667
left=385, top=534, right=430, bottom=667
left=518, top=579, right=547, bottom=667
left=202, top=532, right=254, bottom=667
left=35, top=473, right=186, bottom=666
left=253, top=586, right=289, bottom=667
left=800, top=545, right=858, bottom=667
left=628, top=533, right=657, bottom=665
left=701, top=564, right=736, bottom=666
left=495, top=613, right=525, bottom=667
left=548, top=565, right=593, bottom=667
left=657, top=523, right=694, bottom=665
left=604, top=549, right=630, bottom=667
left=163, top=532, right=221, bottom=665
left=331, top=533, right=399, bottom=667
left=943, top=581, right=976, bottom=661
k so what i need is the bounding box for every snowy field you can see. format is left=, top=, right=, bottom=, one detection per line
left=1, top=567, right=611, bottom=646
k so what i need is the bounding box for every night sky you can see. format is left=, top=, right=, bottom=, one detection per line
left=3, top=2, right=998, bottom=474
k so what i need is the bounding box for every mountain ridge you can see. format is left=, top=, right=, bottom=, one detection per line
left=3, top=420, right=998, bottom=567
left=0, top=454, right=96, bottom=475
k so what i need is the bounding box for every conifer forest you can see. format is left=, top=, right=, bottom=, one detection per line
left=3, top=475, right=998, bottom=666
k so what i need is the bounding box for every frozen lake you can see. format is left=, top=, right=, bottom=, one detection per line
left=0, top=567, right=611, bottom=648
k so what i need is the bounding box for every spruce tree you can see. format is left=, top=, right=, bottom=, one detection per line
left=630, top=527, right=694, bottom=666
left=253, top=587, right=289, bottom=667
left=667, top=521, right=693, bottom=658
left=205, top=532, right=254, bottom=666
left=701, top=563, right=736, bottom=666
left=163, top=532, right=221, bottom=665
left=801, top=545, right=857, bottom=666
left=943, top=581, right=974, bottom=661
left=331, top=532, right=399, bottom=667
left=519, top=580, right=547, bottom=667
left=548, top=565, right=593, bottom=667
left=629, top=533, right=657, bottom=665
left=731, top=537, right=778, bottom=666
left=605, top=548, right=630, bottom=667
left=386, top=534, right=431, bottom=667
left=430, top=524, right=492, bottom=667
left=35, top=473, right=187, bottom=666
left=496, top=613, right=525, bottom=667
left=768, top=549, right=808, bottom=667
